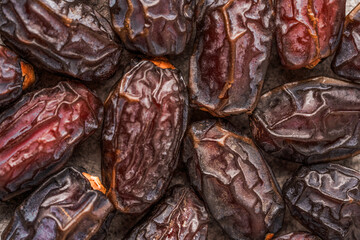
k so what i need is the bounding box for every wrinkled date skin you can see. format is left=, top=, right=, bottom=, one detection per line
left=0, top=45, right=35, bottom=108
left=270, top=232, right=321, bottom=240
left=125, top=185, right=209, bottom=240
left=110, top=0, right=204, bottom=56
left=183, top=120, right=284, bottom=240
left=283, top=164, right=360, bottom=240
left=102, top=60, right=188, bottom=214
left=332, top=3, right=360, bottom=80
left=0, top=0, right=122, bottom=82
left=189, top=0, right=274, bottom=117
left=250, top=77, right=360, bottom=164
left=2, top=167, right=114, bottom=240
left=276, top=0, right=346, bottom=69
left=0, top=81, right=103, bottom=201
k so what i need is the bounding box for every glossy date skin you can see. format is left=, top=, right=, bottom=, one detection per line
left=189, top=0, right=274, bottom=117
left=125, top=185, right=209, bottom=240
left=102, top=60, right=188, bottom=214
left=0, top=0, right=122, bottom=82
left=2, top=167, right=114, bottom=240
left=269, top=232, right=321, bottom=240
left=332, top=3, right=360, bottom=80
left=183, top=120, right=284, bottom=240
left=283, top=164, right=360, bottom=240
left=110, top=0, right=204, bottom=56
left=0, top=81, right=103, bottom=201
left=250, top=77, right=360, bottom=164
left=0, top=45, right=35, bottom=108
left=276, top=0, right=346, bottom=69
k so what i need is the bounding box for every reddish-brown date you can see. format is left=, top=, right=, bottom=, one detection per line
left=276, top=0, right=346, bottom=69
left=0, top=0, right=122, bottom=82
left=266, top=232, right=321, bottom=240
left=125, top=185, right=209, bottom=240
left=250, top=77, right=360, bottom=164
left=110, top=0, right=204, bottom=56
left=189, top=0, right=274, bottom=117
left=2, top=167, right=114, bottom=240
left=332, top=3, right=360, bottom=80
left=283, top=164, right=360, bottom=240
left=0, top=81, right=103, bottom=201
left=183, top=120, right=284, bottom=240
left=102, top=60, right=188, bottom=214
left=0, top=45, right=35, bottom=108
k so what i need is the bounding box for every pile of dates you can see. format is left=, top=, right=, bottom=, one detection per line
left=0, top=0, right=359, bottom=239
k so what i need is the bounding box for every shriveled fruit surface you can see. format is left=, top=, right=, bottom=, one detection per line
left=0, top=0, right=359, bottom=239
left=102, top=60, right=188, bottom=214
left=250, top=77, right=360, bottom=164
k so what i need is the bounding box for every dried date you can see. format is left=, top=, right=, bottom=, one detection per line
left=102, top=60, right=188, bottom=214
left=0, top=45, right=35, bottom=109
left=183, top=119, right=284, bottom=240
left=332, top=3, right=360, bottom=80
left=2, top=167, right=114, bottom=240
left=189, top=0, right=274, bottom=117
left=267, top=232, right=321, bottom=240
left=250, top=77, right=360, bottom=164
left=276, top=0, right=346, bottom=69
left=125, top=185, right=209, bottom=240
left=283, top=164, right=360, bottom=240
left=0, top=81, right=103, bottom=201
left=0, top=0, right=122, bottom=82
left=110, top=0, right=204, bottom=56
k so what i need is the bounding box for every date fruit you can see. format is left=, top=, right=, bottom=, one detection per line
left=125, top=185, right=209, bottom=240
left=283, top=164, right=360, bottom=240
left=0, top=0, right=122, bottom=82
left=189, top=0, right=274, bottom=117
left=250, top=77, right=360, bottom=164
left=0, top=45, right=35, bottom=108
left=183, top=119, right=284, bottom=240
left=276, top=0, right=346, bottom=69
left=2, top=167, right=114, bottom=240
left=102, top=59, right=188, bottom=214
left=0, top=81, right=103, bottom=201
left=110, top=0, right=203, bottom=56
left=267, top=232, right=321, bottom=240
left=332, top=3, right=360, bottom=80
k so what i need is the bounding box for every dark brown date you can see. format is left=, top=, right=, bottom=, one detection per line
left=266, top=232, right=321, bottom=240
left=125, top=185, right=209, bottom=240
left=189, top=0, right=274, bottom=117
left=283, top=164, right=360, bottom=240
left=0, top=81, right=103, bottom=201
left=0, top=0, right=122, bottom=82
left=250, top=77, right=360, bottom=164
left=110, top=0, right=204, bottom=56
left=183, top=119, right=284, bottom=240
left=0, top=45, right=35, bottom=108
left=332, top=3, right=360, bottom=80
left=102, top=60, right=188, bottom=214
left=2, top=167, right=114, bottom=240
left=276, top=0, right=346, bottom=69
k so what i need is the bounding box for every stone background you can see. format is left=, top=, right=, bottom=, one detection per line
left=0, top=0, right=359, bottom=239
